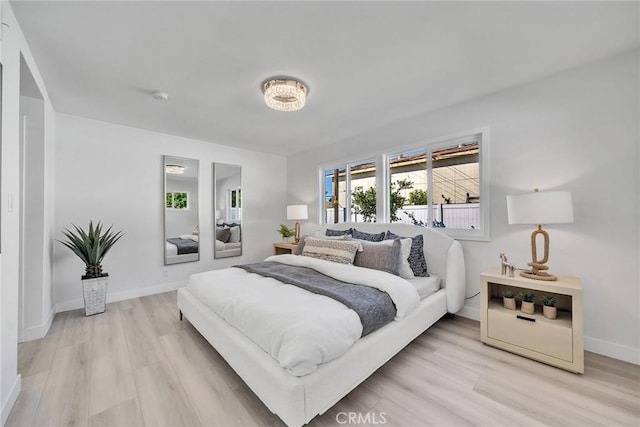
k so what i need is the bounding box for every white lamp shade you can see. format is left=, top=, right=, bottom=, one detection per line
left=215, top=210, right=221, bottom=219
left=507, top=191, right=574, bottom=225
left=287, top=205, right=308, bottom=220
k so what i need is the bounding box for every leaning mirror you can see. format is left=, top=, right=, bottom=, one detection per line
left=214, top=163, right=242, bottom=259
left=164, top=156, right=199, bottom=265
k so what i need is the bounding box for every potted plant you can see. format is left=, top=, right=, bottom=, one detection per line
left=59, top=221, right=124, bottom=316
left=503, top=290, right=516, bottom=310
left=277, top=224, right=295, bottom=243
left=519, top=292, right=536, bottom=315
left=540, top=295, right=557, bottom=319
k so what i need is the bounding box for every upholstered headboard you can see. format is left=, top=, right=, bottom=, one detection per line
left=319, top=223, right=466, bottom=313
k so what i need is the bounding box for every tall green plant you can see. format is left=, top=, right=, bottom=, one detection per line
left=59, top=221, right=124, bottom=279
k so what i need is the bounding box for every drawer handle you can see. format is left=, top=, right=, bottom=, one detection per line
left=517, top=315, right=536, bottom=322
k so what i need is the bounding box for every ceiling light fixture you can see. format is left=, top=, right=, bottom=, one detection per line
left=152, top=90, right=169, bottom=101
left=262, top=78, right=308, bottom=112
left=165, top=164, right=184, bottom=174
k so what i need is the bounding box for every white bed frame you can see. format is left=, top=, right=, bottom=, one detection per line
left=177, top=223, right=465, bottom=426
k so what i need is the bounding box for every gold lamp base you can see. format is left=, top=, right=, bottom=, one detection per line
left=521, top=225, right=558, bottom=281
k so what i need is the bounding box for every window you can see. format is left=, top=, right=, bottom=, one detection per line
left=349, top=159, right=376, bottom=222
left=323, top=159, right=377, bottom=224
left=320, top=129, right=488, bottom=240
left=166, top=191, right=189, bottom=210
left=228, top=187, right=241, bottom=222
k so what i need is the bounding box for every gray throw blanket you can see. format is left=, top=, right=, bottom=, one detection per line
left=166, top=238, right=198, bottom=255
left=235, top=262, right=396, bottom=336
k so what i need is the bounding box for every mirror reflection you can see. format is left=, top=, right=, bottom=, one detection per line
left=164, top=156, right=199, bottom=265
left=214, top=163, right=242, bottom=258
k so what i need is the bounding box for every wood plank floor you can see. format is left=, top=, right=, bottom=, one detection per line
left=7, top=291, right=639, bottom=426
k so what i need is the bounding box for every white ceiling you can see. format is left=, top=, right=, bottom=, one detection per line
left=10, top=1, right=639, bottom=155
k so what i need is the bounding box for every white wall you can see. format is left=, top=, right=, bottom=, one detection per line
left=54, top=114, right=287, bottom=310
left=287, top=50, right=640, bottom=363
left=0, top=1, right=56, bottom=424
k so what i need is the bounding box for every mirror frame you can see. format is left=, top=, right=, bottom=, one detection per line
left=163, top=155, right=200, bottom=265
left=213, top=162, right=243, bottom=259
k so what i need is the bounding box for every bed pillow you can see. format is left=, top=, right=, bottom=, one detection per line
left=351, top=228, right=386, bottom=242
left=353, top=238, right=413, bottom=278
left=294, top=234, right=346, bottom=255
left=216, top=227, right=231, bottom=243
left=228, top=226, right=241, bottom=243
left=215, top=240, right=226, bottom=251
left=325, top=228, right=352, bottom=236
left=385, top=231, right=429, bottom=277
left=301, top=237, right=362, bottom=264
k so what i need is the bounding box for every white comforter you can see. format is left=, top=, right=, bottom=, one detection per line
left=187, top=254, right=420, bottom=376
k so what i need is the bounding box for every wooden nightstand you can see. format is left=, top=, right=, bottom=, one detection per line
left=273, top=242, right=298, bottom=255
left=480, top=267, right=584, bottom=373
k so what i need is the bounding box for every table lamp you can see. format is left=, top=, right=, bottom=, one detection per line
left=287, top=205, right=308, bottom=244
left=506, top=189, right=573, bottom=281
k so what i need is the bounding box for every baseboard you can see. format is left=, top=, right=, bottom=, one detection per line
left=19, top=305, right=56, bottom=342
left=456, top=305, right=480, bottom=321
left=1, top=374, right=21, bottom=426
left=457, top=304, right=640, bottom=365
left=584, top=336, right=640, bottom=365
left=55, top=280, right=187, bottom=313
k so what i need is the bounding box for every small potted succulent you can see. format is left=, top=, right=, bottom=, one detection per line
left=540, top=295, right=557, bottom=319
left=519, top=292, right=536, bottom=315
left=503, top=290, right=516, bottom=310
left=277, top=224, right=295, bottom=243
left=59, top=221, right=124, bottom=316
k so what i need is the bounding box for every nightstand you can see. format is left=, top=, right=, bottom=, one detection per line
left=273, top=242, right=298, bottom=255
left=480, top=267, right=584, bottom=373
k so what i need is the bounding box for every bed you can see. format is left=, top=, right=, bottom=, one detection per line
left=177, top=223, right=465, bottom=426
left=166, top=234, right=199, bottom=264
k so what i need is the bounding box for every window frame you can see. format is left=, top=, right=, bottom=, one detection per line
left=165, top=191, right=190, bottom=210
left=318, top=127, right=490, bottom=241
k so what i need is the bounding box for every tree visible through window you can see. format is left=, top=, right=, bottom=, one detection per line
left=166, top=192, right=189, bottom=209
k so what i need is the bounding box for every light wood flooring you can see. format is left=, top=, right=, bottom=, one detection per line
left=7, top=291, right=640, bottom=427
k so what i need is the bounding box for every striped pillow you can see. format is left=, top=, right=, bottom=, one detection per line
left=301, top=237, right=362, bottom=264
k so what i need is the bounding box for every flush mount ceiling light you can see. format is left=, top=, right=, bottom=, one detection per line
left=165, top=164, right=184, bottom=174
left=152, top=90, right=169, bottom=101
left=262, top=78, right=308, bottom=112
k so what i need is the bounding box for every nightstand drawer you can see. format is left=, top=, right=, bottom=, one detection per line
left=487, top=309, right=573, bottom=362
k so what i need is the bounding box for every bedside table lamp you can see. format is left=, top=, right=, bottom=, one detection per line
left=287, top=205, right=308, bottom=244
left=507, top=189, right=573, bottom=281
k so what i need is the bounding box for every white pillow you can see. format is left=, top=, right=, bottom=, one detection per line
left=215, top=240, right=226, bottom=251
left=179, top=234, right=199, bottom=242
left=228, top=226, right=241, bottom=243
left=301, top=237, right=362, bottom=264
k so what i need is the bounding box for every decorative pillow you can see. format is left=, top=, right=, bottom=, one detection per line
left=301, top=237, right=362, bottom=264
left=385, top=231, right=429, bottom=277
left=325, top=228, right=352, bottom=236
left=215, top=240, right=226, bottom=251
left=179, top=234, right=199, bottom=242
left=228, top=226, right=241, bottom=243
left=216, top=227, right=231, bottom=243
left=354, top=239, right=401, bottom=275
left=294, top=234, right=346, bottom=255
left=351, top=228, right=386, bottom=242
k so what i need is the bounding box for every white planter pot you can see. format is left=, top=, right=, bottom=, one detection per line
left=82, top=276, right=108, bottom=316
left=521, top=301, right=535, bottom=315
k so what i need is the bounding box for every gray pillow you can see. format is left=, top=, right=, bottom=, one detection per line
left=354, top=238, right=403, bottom=275
left=216, top=227, right=231, bottom=243
left=385, top=231, right=428, bottom=277
left=351, top=229, right=386, bottom=242
left=325, top=228, right=352, bottom=236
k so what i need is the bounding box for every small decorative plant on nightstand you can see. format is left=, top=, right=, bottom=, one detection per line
left=503, top=290, right=516, bottom=310
left=277, top=224, right=295, bottom=243
left=519, top=291, right=536, bottom=315
left=540, top=295, right=557, bottom=319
